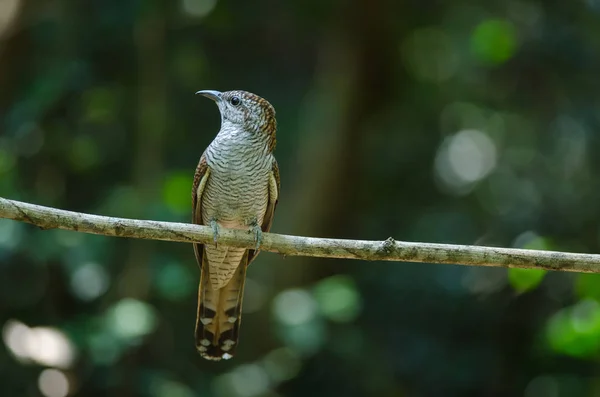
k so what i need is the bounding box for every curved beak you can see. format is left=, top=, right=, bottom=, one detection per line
left=195, top=90, right=222, bottom=102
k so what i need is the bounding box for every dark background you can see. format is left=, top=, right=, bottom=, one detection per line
left=1, top=0, right=600, bottom=396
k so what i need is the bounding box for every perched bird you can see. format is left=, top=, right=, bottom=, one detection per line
left=192, top=90, right=280, bottom=361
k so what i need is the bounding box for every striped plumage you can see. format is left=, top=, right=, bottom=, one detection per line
left=192, top=90, right=279, bottom=361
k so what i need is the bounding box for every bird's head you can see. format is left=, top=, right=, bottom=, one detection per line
left=196, top=90, right=277, bottom=143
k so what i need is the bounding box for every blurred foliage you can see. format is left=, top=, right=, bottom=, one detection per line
left=1, top=0, right=600, bottom=396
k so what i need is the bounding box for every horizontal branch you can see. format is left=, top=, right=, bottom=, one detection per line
left=1, top=196, right=599, bottom=273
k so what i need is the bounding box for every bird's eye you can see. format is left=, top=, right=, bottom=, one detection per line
left=230, top=96, right=241, bottom=106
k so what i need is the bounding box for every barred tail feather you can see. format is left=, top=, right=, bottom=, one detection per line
left=195, top=250, right=248, bottom=360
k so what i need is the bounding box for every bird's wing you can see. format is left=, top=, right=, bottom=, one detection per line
left=192, top=152, right=210, bottom=266
left=248, top=158, right=280, bottom=264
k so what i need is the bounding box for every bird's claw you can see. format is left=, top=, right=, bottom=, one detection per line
left=250, top=224, right=263, bottom=250
left=210, top=220, right=220, bottom=247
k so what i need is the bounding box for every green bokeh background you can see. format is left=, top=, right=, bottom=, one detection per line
left=1, top=0, right=600, bottom=396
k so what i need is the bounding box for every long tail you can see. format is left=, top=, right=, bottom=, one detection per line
left=195, top=250, right=248, bottom=360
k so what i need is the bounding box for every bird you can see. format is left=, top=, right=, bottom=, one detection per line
left=191, top=90, right=280, bottom=361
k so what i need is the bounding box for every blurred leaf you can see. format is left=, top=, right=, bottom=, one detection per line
left=162, top=171, right=191, bottom=214
left=470, top=19, right=517, bottom=64
left=520, top=234, right=552, bottom=251
left=547, top=300, right=600, bottom=358
left=508, top=233, right=550, bottom=292
left=508, top=268, right=546, bottom=293
left=576, top=274, right=600, bottom=302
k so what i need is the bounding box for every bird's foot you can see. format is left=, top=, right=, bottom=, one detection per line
left=249, top=223, right=263, bottom=250
left=210, top=220, right=220, bottom=247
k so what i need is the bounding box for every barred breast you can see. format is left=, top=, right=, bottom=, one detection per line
left=201, top=128, right=273, bottom=290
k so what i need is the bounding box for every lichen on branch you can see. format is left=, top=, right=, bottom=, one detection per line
left=1, top=197, right=599, bottom=273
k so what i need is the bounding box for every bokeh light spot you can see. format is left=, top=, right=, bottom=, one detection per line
left=547, top=299, right=600, bottom=358
left=447, top=130, right=496, bottom=183
left=2, top=320, right=77, bottom=368
left=3, top=319, right=32, bottom=362
left=106, top=298, right=158, bottom=340
left=273, top=289, right=328, bottom=354
left=508, top=232, right=549, bottom=292
left=313, top=275, right=362, bottom=323
left=70, top=262, right=110, bottom=301
left=38, top=369, right=69, bottom=397
left=435, top=129, right=497, bottom=195
left=508, top=268, right=546, bottom=293
left=230, top=364, right=270, bottom=397
left=0, top=0, right=21, bottom=37
left=28, top=327, right=77, bottom=368
left=513, top=231, right=551, bottom=251
left=150, top=378, right=196, bottom=397
left=272, top=289, right=317, bottom=326
left=571, top=299, right=600, bottom=334
left=213, top=364, right=270, bottom=397
left=277, top=320, right=326, bottom=356
left=181, top=0, right=217, bottom=18
left=471, top=19, right=518, bottom=64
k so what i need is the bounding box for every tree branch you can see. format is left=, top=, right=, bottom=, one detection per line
left=0, top=196, right=599, bottom=273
